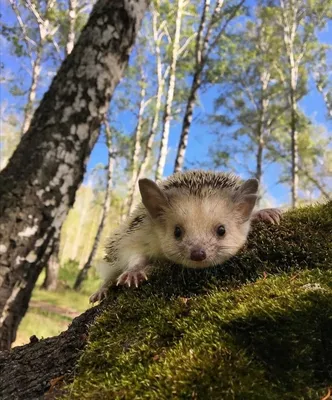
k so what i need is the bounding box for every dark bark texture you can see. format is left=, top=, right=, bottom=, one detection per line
left=0, top=0, right=149, bottom=350
left=41, top=237, right=60, bottom=291
left=0, top=303, right=104, bottom=400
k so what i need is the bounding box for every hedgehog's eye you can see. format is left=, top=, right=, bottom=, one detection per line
left=216, top=225, right=226, bottom=237
left=174, top=225, right=182, bottom=239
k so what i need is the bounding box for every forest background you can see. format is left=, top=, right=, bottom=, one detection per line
left=0, top=0, right=331, bottom=347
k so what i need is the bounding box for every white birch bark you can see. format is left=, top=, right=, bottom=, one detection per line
left=130, top=4, right=169, bottom=210
left=173, top=0, right=244, bottom=173
left=74, top=119, right=114, bottom=290
left=0, top=0, right=149, bottom=350
left=66, top=0, right=78, bottom=56
left=155, top=0, right=184, bottom=181
left=123, top=75, right=147, bottom=217
left=279, top=0, right=302, bottom=207
left=9, top=0, right=62, bottom=136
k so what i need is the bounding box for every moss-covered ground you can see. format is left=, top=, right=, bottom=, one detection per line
left=66, top=201, right=332, bottom=399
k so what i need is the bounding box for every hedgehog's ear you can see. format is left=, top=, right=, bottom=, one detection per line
left=234, top=178, right=259, bottom=221
left=139, top=178, right=169, bottom=219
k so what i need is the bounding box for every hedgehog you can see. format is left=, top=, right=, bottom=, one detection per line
left=89, top=170, right=282, bottom=303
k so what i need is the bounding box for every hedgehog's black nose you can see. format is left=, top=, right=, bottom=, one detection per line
left=190, top=248, right=206, bottom=262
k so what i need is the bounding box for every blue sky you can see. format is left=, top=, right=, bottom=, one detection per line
left=87, top=19, right=332, bottom=207
left=1, top=1, right=331, bottom=207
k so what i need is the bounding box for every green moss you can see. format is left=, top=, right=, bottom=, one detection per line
left=66, top=201, right=332, bottom=399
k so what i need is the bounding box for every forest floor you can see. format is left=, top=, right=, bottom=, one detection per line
left=13, top=263, right=101, bottom=347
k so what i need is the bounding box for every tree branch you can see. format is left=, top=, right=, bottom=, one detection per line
left=206, top=0, right=245, bottom=57
left=24, top=0, right=62, bottom=59
left=8, top=0, right=36, bottom=64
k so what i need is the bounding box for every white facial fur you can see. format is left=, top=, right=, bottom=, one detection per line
left=139, top=175, right=258, bottom=269
left=152, top=193, right=252, bottom=268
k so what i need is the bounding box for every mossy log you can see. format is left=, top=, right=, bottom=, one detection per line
left=0, top=201, right=331, bottom=399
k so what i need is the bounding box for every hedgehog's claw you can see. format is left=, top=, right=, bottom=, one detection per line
left=252, top=208, right=283, bottom=225
left=89, top=287, right=108, bottom=304
left=116, top=270, right=148, bottom=288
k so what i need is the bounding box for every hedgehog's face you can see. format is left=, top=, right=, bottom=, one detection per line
left=139, top=177, right=258, bottom=268
left=154, top=195, right=253, bottom=268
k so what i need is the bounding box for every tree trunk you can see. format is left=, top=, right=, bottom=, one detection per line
left=173, top=68, right=201, bottom=173
left=130, top=4, right=168, bottom=204
left=66, top=0, right=78, bottom=57
left=123, top=76, right=146, bottom=217
left=279, top=0, right=300, bottom=208
left=173, top=0, right=239, bottom=173
left=290, top=88, right=299, bottom=208
left=0, top=0, right=149, bottom=351
left=316, top=82, right=332, bottom=118
left=21, top=44, right=43, bottom=136
left=0, top=302, right=104, bottom=400
left=8, top=0, right=42, bottom=137
left=41, top=235, right=60, bottom=291
left=155, top=0, right=183, bottom=181
left=71, top=182, right=92, bottom=261
left=255, top=68, right=270, bottom=208
left=255, top=128, right=264, bottom=185
left=173, top=0, right=210, bottom=173
left=255, top=115, right=265, bottom=209
left=74, top=121, right=114, bottom=290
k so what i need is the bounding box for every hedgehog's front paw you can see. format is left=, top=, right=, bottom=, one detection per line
left=89, top=287, right=108, bottom=304
left=116, top=269, right=148, bottom=288
left=252, top=208, right=282, bottom=225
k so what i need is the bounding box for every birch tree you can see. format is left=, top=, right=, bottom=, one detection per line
left=40, top=235, right=60, bottom=291
left=209, top=4, right=285, bottom=204
left=42, top=0, right=95, bottom=290
left=129, top=3, right=170, bottom=208
left=314, top=54, right=332, bottom=119
left=122, top=71, right=148, bottom=217
left=0, top=0, right=149, bottom=350
left=173, top=0, right=245, bottom=173
left=155, top=0, right=184, bottom=181
left=74, top=120, right=115, bottom=290
left=275, top=0, right=332, bottom=207
left=66, top=0, right=78, bottom=56
left=7, top=0, right=62, bottom=136
left=266, top=118, right=332, bottom=202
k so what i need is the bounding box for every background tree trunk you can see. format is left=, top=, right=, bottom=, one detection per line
left=173, top=0, right=210, bottom=173
left=255, top=69, right=271, bottom=207
left=122, top=76, right=147, bottom=217
left=130, top=5, right=168, bottom=204
left=0, top=0, right=149, bottom=351
left=47, top=0, right=80, bottom=274
left=155, top=0, right=183, bottom=181
left=41, top=234, right=60, bottom=291
left=66, top=0, right=78, bottom=57
left=74, top=121, right=114, bottom=290
left=279, top=0, right=300, bottom=207
left=290, top=88, right=299, bottom=207
left=21, top=45, right=43, bottom=136
left=173, top=0, right=244, bottom=173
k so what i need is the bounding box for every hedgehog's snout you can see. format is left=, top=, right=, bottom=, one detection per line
left=190, top=247, right=207, bottom=262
